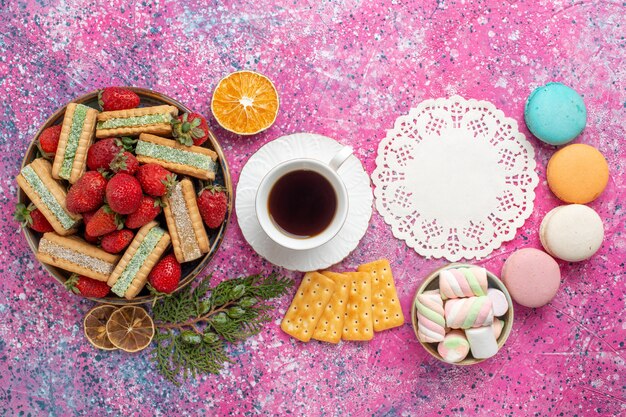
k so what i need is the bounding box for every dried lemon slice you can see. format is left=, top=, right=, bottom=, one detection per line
left=211, top=70, right=279, bottom=135
left=105, top=306, right=155, bottom=353
left=84, top=305, right=119, bottom=350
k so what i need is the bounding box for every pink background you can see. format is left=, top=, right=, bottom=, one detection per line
left=0, top=0, right=624, bottom=415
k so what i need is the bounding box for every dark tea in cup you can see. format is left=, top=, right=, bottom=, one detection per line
left=268, top=170, right=337, bottom=238
left=255, top=147, right=352, bottom=251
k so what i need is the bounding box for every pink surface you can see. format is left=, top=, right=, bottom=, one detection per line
left=0, top=1, right=624, bottom=415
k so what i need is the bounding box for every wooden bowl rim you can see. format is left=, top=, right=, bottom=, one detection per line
left=410, top=263, right=515, bottom=365
left=17, top=87, right=233, bottom=306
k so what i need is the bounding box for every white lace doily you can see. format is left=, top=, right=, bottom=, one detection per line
left=372, top=96, right=538, bottom=261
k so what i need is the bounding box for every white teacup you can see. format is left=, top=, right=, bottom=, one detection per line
left=255, top=146, right=353, bottom=250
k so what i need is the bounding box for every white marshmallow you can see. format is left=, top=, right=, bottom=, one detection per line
left=492, top=317, right=504, bottom=339
left=487, top=288, right=509, bottom=316
left=465, top=326, right=499, bottom=359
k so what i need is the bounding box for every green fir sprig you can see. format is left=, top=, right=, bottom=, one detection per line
left=150, top=273, right=293, bottom=385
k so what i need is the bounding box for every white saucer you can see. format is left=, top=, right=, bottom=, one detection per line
left=236, top=133, right=373, bottom=271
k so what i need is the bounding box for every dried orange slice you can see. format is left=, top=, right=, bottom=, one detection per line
left=84, top=305, right=119, bottom=350
left=211, top=70, right=279, bottom=135
left=105, top=306, right=155, bottom=353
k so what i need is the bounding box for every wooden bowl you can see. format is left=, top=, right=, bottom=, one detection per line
left=17, top=88, right=232, bottom=305
left=411, top=263, right=514, bottom=365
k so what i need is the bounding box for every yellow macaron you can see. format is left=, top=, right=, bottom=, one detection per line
left=546, top=144, right=609, bottom=204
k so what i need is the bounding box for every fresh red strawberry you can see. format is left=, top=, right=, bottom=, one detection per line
left=14, top=203, right=54, bottom=233
left=66, top=171, right=108, bottom=214
left=87, top=138, right=121, bottom=171
left=84, top=229, right=100, bottom=244
left=106, top=173, right=143, bottom=215
left=98, top=87, right=140, bottom=112
left=197, top=185, right=228, bottom=228
left=86, top=205, right=123, bottom=237
left=101, top=229, right=134, bottom=254
left=109, top=151, right=139, bottom=175
left=30, top=209, right=54, bottom=232
left=64, top=274, right=110, bottom=298
left=135, top=163, right=177, bottom=197
left=125, top=196, right=162, bottom=229
left=148, top=254, right=181, bottom=294
left=82, top=209, right=97, bottom=226
left=38, top=125, right=62, bottom=155
left=172, top=112, right=209, bottom=146
left=82, top=210, right=100, bottom=243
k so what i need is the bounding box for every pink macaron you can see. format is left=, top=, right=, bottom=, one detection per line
left=501, top=248, right=561, bottom=308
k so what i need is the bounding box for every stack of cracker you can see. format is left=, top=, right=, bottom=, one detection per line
left=280, top=259, right=404, bottom=343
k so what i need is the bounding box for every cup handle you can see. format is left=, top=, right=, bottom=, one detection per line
left=329, top=146, right=353, bottom=171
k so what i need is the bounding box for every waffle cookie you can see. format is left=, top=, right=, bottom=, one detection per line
left=52, top=103, right=99, bottom=183
left=96, top=105, right=179, bottom=138
left=36, top=233, right=119, bottom=282
left=17, top=158, right=82, bottom=236
left=107, top=221, right=170, bottom=299
left=135, top=133, right=218, bottom=180
left=162, top=178, right=210, bottom=263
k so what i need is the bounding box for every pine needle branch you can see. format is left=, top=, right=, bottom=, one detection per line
left=150, top=273, right=293, bottom=385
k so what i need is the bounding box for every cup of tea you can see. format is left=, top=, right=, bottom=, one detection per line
left=255, top=146, right=353, bottom=250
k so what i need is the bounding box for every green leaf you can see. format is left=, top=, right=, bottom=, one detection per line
left=153, top=198, right=166, bottom=208
left=191, top=276, right=212, bottom=311
left=13, top=203, right=33, bottom=227
left=161, top=174, right=178, bottom=198
left=227, top=306, right=246, bottom=319
left=238, top=297, right=258, bottom=308
left=151, top=332, right=180, bottom=385
left=203, top=332, right=219, bottom=344
left=231, top=284, right=246, bottom=299
left=150, top=273, right=293, bottom=384
left=97, top=168, right=113, bottom=179
left=198, top=300, right=211, bottom=315
left=209, top=314, right=241, bottom=343
left=244, top=273, right=294, bottom=300
left=109, top=151, right=128, bottom=172
left=63, top=273, right=80, bottom=294
left=151, top=329, right=232, bottom=386
left=211, top=312, right=228, bottom=325
left=209, top=278, right=250, bottom=306
left=191, top=127, right=205, bottom=139
left=152, top=284, right=197, bottom=324
left=115, top=137, right=137, bottom=152
left=181, top=330, right=202, bottom=345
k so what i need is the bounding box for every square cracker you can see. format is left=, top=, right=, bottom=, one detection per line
left=342, top=272, right=374, bottom=341
left=281, top=272, right=335, bottom=342
left=358, top=259, right=404, bottom=331
left=312, top=271, right=351, bottom=344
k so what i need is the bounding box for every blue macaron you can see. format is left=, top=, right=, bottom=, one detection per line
left=524, top=82, right=587, bottom=146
